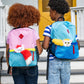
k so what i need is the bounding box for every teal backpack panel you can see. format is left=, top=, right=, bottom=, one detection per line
left=9, top=52, right=26, bottom=66
left=51, top=21, right=76, bottom=42
left=9, top=47, right=38, bottom=67
left=50, top=21, right=79, bottom=59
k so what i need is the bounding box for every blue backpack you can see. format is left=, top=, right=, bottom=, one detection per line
left=50, top=21, right=79, bottom=59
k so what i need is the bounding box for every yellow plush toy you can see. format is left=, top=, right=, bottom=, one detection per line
left=52, top=39, right=72, bottom=47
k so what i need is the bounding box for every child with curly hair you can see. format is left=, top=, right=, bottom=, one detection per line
left=42, top=0, right=80, bottom=84
left=6, top=3, right=42, bottom=84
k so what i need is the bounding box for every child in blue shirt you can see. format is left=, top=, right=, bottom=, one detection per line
left=42, top=0, right=80, bottom=84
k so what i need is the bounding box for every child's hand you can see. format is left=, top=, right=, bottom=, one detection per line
left=9, top=67, right=12, bottom=75
left=7, top=66, right=12, bottom=75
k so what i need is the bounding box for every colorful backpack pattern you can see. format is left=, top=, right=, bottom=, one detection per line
left=8, top=28, right=39, bottom=67
left=50, top=21, right=79, bottom=59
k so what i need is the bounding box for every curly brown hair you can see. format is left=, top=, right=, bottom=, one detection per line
left=7, top=3, right=40, bottom=28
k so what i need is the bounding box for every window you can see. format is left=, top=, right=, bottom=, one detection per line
left=66, top=0, right=73, bottom=7
left=42, top=0, right=49, bottom=12
left=42, top=0, right=73, bottom=12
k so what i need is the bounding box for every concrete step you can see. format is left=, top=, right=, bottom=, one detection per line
left=1, top=70, right=47, bottom=84
left=2, top=56, right=84, bottom=62
left=2, top=61, right=84, bottom=71
left=1, top=70, right=84, bottom=84
left=39, top=56, right=84, bottom=61
left=0, top=45, right=84, bottom=58
left=1, top=47, right=84, bottom=84
left=1, top=76, right=47, bottom=84
left=40, top=47, right=84, bottom=58
left=0, top=47, right=84, bottom=58
left=2, top=57, right=84, bottom=71
left=79, top=47, right=84, bottom=57
left=2, top=57, right=47, bottom=71
left=79, top=41, right=84, bottom=47
left=1, top=69, right=84, bottom=76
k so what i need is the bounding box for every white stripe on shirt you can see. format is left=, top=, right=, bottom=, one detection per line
left=43, top=33, right=51, bottom=37
left=43, top=25, right=52, bottom=37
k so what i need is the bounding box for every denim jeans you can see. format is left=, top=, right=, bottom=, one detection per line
left=48, top=58, right=70, bottom=84
left=12, top=65, right=38, bottom=84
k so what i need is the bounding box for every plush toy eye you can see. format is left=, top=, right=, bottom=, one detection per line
left=65, top=42, right=67, bottom=44
left=68, top=42, right=70, bottom=44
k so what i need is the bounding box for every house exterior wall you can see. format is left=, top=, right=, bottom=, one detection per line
left=1, top=0, right=38, bottom=8
left=1, top=0, right=39, bottom=35
left=1, top=0, right=84, bottom=41
left=77, top=0, right=84, bottom=6
left=0, top=0, right=39, bottom=48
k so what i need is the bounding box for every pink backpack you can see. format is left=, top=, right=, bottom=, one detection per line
left=8, top=28, right=39, bottom=67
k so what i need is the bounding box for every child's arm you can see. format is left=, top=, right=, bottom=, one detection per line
left=36, top=39, right=43, bottom=55
left=6, top=44, right=9, bottom=66
left=77, top=40, right=80, bottom=50
left=42, top=36, right=50, bottom=49
left=6, top=44, right=12, bottom=75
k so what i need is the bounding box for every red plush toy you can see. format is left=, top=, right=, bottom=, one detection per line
left=14, top=45, right=32, bottom=65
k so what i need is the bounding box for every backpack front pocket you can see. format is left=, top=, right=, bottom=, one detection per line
left=55, top=42, right=79, bottom=59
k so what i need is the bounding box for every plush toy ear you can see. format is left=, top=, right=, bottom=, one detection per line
left=16, top=45, right=22, bottom=48
left=70, top=40, right=72, bottom=43
left=21, top=50, right=32, bottom=65
left=63, top=40, right=65, bottom=45
left=63, top=40, right=64, bottom=43
left=14, top=45, right=24, bottom=53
